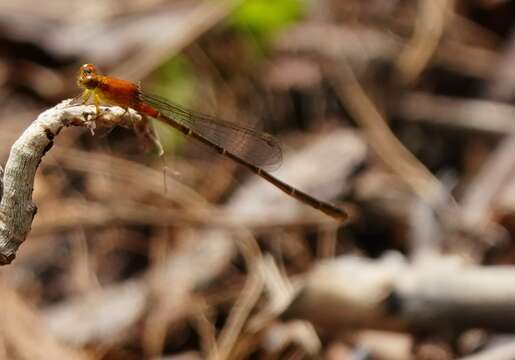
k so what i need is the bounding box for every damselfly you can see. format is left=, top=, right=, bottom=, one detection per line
left=77, top=64, right=347, bottom=220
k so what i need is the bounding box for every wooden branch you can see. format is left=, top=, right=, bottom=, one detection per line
left=284, top=255, right=515, bottom=332
left=0, top=99, right=142, bottom=265
left=398, top=92, right=515, bottom=135
left=395, top=0, right=450, bottom=85
left=330, top=61, right=448, bottom=208
left=460, top=339, right=515, bottom=360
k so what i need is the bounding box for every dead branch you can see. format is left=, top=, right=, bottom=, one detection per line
left=284, top=255, right=515, bottom=332
left=395, top=0, right=450, bottom=85
left=460, top=339, right=515, bottom=360
left=398, top=92, right=515, bottom=135
left=330, top=61, right=448, bottom=208
left=275, top=23, right=498, bottom=80
left=0, top=99, right=141, bottom=265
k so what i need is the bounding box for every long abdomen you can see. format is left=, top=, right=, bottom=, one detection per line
left=153, top=113, right=348, bottom=220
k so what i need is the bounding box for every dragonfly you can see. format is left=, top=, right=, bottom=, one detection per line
left=77, top=63, right=348, bottom=221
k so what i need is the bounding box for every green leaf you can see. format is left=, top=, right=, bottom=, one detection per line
left=230, top=0, right=306, bottom=41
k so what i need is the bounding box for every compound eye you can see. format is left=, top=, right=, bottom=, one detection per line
left=81, top=64, right=97, bottom=76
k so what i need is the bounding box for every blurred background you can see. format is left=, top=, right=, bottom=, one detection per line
left=1, top=0, right=515, bottom=359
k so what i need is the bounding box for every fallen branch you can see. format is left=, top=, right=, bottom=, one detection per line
left=284, top=255, right=515, bottom=332
left=398, top=92, right=515, bottom=135
left=0, top=99, right=142, bottom=265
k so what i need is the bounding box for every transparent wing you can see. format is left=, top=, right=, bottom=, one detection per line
left=139, top=92, right=283, bottom=171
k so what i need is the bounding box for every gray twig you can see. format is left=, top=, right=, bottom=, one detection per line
left=0, top=99, right=141, bottom=265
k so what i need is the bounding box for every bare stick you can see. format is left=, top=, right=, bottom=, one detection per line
left=398, top=92, right=515, bottom=135
left=0, top=99, right=141, bottom=265
left=395, top=0, right=449, bottom=85
left=330, top=61, right=448, bottom=208
left=284, top=255, right=515, bottom=332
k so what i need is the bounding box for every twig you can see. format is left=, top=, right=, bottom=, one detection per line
left=284, top=254, right=515, bottom=332
left=275, top=23, right=498, bottom=81
left=212, top=269, right=264, bottom=360
left=192, top=300, right=219, bottom=359
left=395, top=0, right=449, bottom=85
left=461, top=136, right=515, bottom=228
left=398, top=92, right=515, bottom=135
left=330, top=61, right=448, bottom=208
left=408, top=197, right=443, bottom=262
left=0, top=99, right=141, bottom=265
left=486, top=26, right=515, bottom=101
left=459, top=339, right=515, bottom=360
left=112, top=0, right=244, bottom=80
left=211, top=233, right=265, bottom=360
